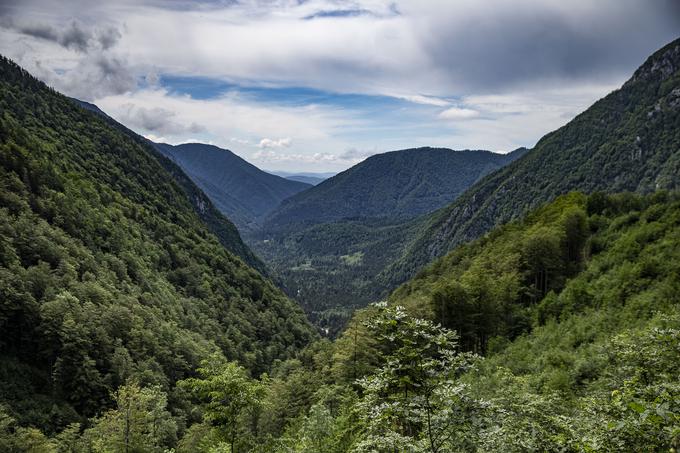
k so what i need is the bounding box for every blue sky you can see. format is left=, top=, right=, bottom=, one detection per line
left=0, top=0, right=678, bottom=171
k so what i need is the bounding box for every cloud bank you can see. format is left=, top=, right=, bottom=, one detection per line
left=0, top=0, right=677, bottom=170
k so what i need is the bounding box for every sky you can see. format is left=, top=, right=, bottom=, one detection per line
left=0, top=1, right=678, bottom=172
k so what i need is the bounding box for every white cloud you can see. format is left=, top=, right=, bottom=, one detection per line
left=92, top=87, right=366, bottom=171
left=258, top=137, right=292, bottom=149
left=96, top=88, right=351, bottom=142
left=339, top=147, right=378, bottom=161
left=8, top=0, right=674, bottom=100
left=118, top=104, right=205, bottom=134
left=251, top=146, right=376, bottom=165
left=229, top=137, right=252, bottom=146
left=252, top=150, right=339, bottom=164
left=426, top=83, right=616, bottom=151
left=143, top=133, right=168, bottom=143
left=1, top=0, right=677, bottom=170
left=389, top=94, right=451, bottom=107
left=438, top=107, right=479, bottom=120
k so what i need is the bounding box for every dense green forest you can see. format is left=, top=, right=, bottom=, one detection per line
left=1, top=35, right=680, bottom=452
left=263, top=147, right=525, bottom=231
left=71, top=98, right=264, bottom=272
left=383, top=37, right=680, bottom=290
left=0, top=55, right=315, bottom=438
left=6, top=187, right=679, bottom=450
left=254, top=216, right=425, bottom=336
left=253, top=148, right=525, bottom=334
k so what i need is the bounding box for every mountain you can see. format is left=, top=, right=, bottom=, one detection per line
left=153, top=143, right=312, bottom=234
left=70, top=98, right=111, bottom=117
left=324, top=190, right=680, bottom=451
left=0, top=55, right=316, bottom=430
left=284, top=175, right=325, bottom=185
left=69, top=99, right=264, bottom=271
left=264, top=147, right=526, bottom=232
left=254, top=147, right=525, bottom=334
left=382, top=37, right=680, bottom=288
left=270, top=170, right=336, bottom=184
left=2, top=36, right=680, bottom=453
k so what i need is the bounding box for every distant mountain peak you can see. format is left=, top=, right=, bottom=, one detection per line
left=154, top=142, right=311, bottom=234
left=263, top=147, right=525, bottom=233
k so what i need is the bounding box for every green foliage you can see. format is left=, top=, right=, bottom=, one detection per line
left=253, top=147, right=526, bottom=335
left=584, top=314, right=680, bottom=450
left=390, top=193, right=588, bottom=353
left=266, top=190, right=680, bottom=452
left=0, top=54, right=315, bottom=432
left=82, top=382, right=177, bottom=452
left=4, top=185, right=680, bottom=453
left=353, top=303, right=481, bottom=453
left=179, top=354, right=265, bottom=453
left=72, top=99, right=264, bottom=272
left=253, top=218, right=424, bottom=335
left=0, top=406, right=55, bottom=452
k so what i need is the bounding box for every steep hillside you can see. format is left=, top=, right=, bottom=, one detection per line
left=264, top=147, right=525, bottom=232
left=254, top=148, right=525, bottom=334
left=371, top=191, right=680, bottom=449
left=155, top=143, right=311, bottom=233
left=384, top=37, right=680, bottom=287
left=0, top=55, right=316, bottom=430
left=70, top=99, right=263, bottom=270
left=287, top=190, right=680, bottom=451
left=7, top=188, right=680, bottom=452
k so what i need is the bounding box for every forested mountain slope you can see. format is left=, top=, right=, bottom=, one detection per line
left=21, top=190, right=671, bottom=452
left=70, top=99, right=263, bottom=270
left=155, top=142, right=311, bottom=234
left=0, top=55, right=316, bottom=432
left=231, top=191, right=680, bottom=452
left=355, top=190, right=680, bottom=450
left=264, top=147, right=525, bottom=232
left=255, top=147, right=525, bottom=334
left=383, top=37, right=680, bottom=288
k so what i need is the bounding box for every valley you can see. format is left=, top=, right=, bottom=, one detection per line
left=0, top=5, right=678, bottom=451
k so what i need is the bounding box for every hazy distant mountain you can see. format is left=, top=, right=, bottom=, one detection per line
left=285, top=175, right=325, bottom=185
left=154, top=143, right=312, bottom=233
left=264, top=147, right=526, bottom=233
left=269, top=171, right=336, bottom=186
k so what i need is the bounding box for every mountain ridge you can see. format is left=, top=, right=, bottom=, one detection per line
left=68, top=99, right=264, bottom=271
left=0, top=54, right=316, bottom=429
left=381, top=36, right=680, bottom=288
left=263, top=146, right=527, bottom=234
left=254, top=146, right=526, bottom=334
left=154, top=142, right=312, bottom=234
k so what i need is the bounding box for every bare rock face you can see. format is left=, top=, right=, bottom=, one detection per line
left=628, top=40, right=680, bottom=85
left=668, top=88, right=680, bottom=109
